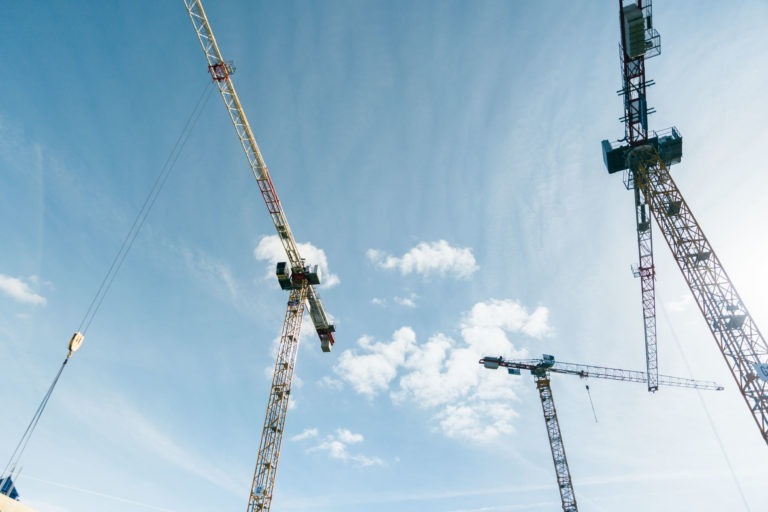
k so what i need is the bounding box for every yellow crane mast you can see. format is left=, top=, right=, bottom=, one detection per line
left=183, top=2, right=336, bottom=511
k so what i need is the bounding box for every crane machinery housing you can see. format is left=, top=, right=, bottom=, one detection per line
left=479, top=354, right=723, bottom=512
left=183, top=2, right=337, bottom=511
left=600, top=0, right=768, bottom=444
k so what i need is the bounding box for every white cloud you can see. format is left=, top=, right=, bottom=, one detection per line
left=304, top=428, right=384, bottom=467
left=366, top=240, right=479, bottom=279
left=460, top=299, right=552, bottom=357
left=291, top=428, right=319, bottom=442
left=370, top=295, right=417, bottom=308
left=319, top=375, right=344, bottom=390
left=0, top=274, right=46, bottom=305
left=176, top=245, right=254, bottom=314
left=434, top=401, right=518, bottom=442
left=394, top=295, right=417, bottom=308
left=335, top=428, right=364, bottom=444
left=254, top=235, right=340, bottom=288
left=332, top=299, right=552, bottom=442
left=334, top=328, right=417, bottom=397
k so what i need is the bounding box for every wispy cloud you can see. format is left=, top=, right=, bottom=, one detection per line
left=394, top=295, right=417, bottom=308
left=0, top=274, right=46, bottom=305
left=277, top=474, right=558, bottom=510
left=177, top=246, right=248, bottom=312
left=290, top=428, right=319, bottom=442
left=64, top=392, right=246, bottom=498
left=366, top=240, right=478, bottom=279
left=318, top=375, right=344, bottom=391
left=298, top=428, right=384, bottom=467
left=25, top=475, right=181, bottom=512
left=254, top=235, right=340, bottom=288
left=332, top=299, right=552, bottom=442
left=371, top=295, right=418, bottom=308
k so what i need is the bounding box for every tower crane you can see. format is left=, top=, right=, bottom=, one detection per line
left=602, top=0, right=665, bottom=393
left=183, top=2, right=336, bottom=511
left=600, top=0, right=768, bottom=444
left=479, top=354, right=723, bottom=512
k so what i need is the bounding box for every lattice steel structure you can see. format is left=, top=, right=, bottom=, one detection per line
left=635, top=150, right=768, bottom=443
left=618, top=0, right=663, bottom=392
left=250, top=286, right=307, bottom=512
left=183, top=2, right=337, bottom=510
left=536, top=376, right=578, bottom=512
left=480, top=354, right=722, bottom=512
left=632, top=179, right=659, bottom=391
left=601, top=0, right=768, bottom=444
left=183, top=0, right=335, bottom=352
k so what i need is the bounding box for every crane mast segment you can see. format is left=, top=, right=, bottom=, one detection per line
left=183, top=1, right=338, bottom=510
left=603, top=0, right=666, bottom=393
left=481, top=356, right=578, bottom=512
left=184, top=0, right=335, bottom=349
left=601, top=0, right=768, bottom=444
left=536, top=376, right=578, bottom=512
left=480, top=353, right=721, bottom=512
left=248, top=286, right=308, bottom=512
left=632, top=182, right=658, bottom=391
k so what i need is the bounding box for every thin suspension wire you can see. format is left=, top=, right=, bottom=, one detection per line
left=2, top=83, right=214, bottom=487
left=585, top=384, right=598, bottom=423
left=660, top=304, right=752, bottom=511
left=78, top=82, right=214, bottom=334
left=2, top=358, right=68, bottom=480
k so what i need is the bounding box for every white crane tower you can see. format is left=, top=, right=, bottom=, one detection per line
left=183, top=2, right=336, bottom=511
left=480, top=354, right=723, bottom=512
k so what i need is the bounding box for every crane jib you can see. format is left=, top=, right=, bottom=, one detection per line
left=184, top=0, right=335, bottom=339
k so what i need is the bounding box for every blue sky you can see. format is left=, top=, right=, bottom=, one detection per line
left=1, top=1, right=767, bottom=511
